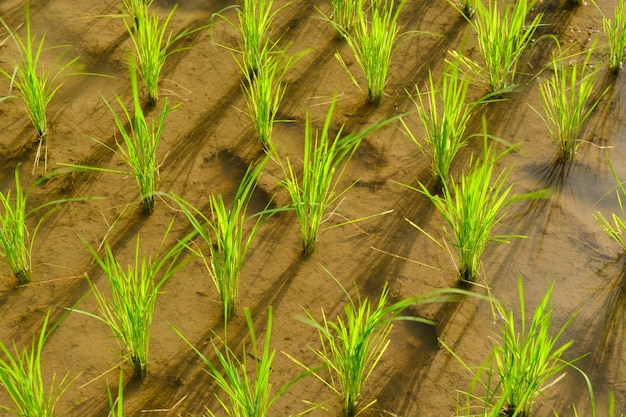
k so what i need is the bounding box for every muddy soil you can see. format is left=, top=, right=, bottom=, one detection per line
left=0, top=0, right=625, bottom=416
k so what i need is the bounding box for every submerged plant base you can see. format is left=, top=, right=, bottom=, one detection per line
left=303, top=240, right=315, bottom=257
left=142, top=196, right=155, bottom=214
left=222, top=298, right=236, bottom=321
left=14, top=269, right=31, bottom=285
left=131, top=356, right=147, bottom=381
left=368, top=89, right=381, bottom=106
left=459, top=271, right=476, bottom=286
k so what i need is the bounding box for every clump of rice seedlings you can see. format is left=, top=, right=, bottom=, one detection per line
left=274, top=96, right=398, bottom=256
left=127, top=3, right=204, bottom=104
left=0, top=311, right=75, bottom=417
left=594, top=160, right=626, bottom=251
left=104, top=65, right=175, bottom=213
left=495, top=281, right=582, bottom=416
left=603, top=0, right=626, bottom=73
left=534, top=43, right=607, bottom=160
left=213, top=0, right=286, bottom=77
left=0, top=168, right=33, bottom=284
left=0, top=5, right=79, bottom=171
left=74, top=224, right=187, bottom=380
left=62, top=65, right=176, bottom=214
left=177, top=307, right=302, bottom=417
left=291, top=267, right=472, bottom=417
left=318, top=0, right=366, bottom=38
left=173, top=158, right=272, bottom=321
left=410, top=126, right=546, bottom=282
left=238, top=49, right=305, bottom=152
left=0, top=166, right=87, bottom=284
left=591, top=0, right=626, bottom=73
left=336, top=0, right=406, bottom=104
left=236, top=0, right=286, bottom=77
left=453, top=0, right=543, bottom=94
left=402, top=54, right=482, bottom=189
left=448, top=279, right=583, bottom=417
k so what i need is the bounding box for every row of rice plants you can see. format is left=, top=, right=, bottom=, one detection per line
left=0, top=275, right=619, bottom=416
left=0, top=0, right=623, bottom=178
left=5, top=0, right=626, bottom=157
left=0, top=1, right=196, bottom=213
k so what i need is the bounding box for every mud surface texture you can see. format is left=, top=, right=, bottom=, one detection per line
left=0, top=0, right=625, bottom=416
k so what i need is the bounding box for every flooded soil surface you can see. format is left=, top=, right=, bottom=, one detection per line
left=0, top=0, right=625, bottom=416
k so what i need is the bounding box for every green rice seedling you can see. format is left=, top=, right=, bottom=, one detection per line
left=212, top=0, right=286, bottom=77
left=60, top=64, right=177, bottom=213
left=494, top=280, right=583, bottom=416
left=236, top=0, right=286, bottom=77
left=0, top=166, right=90, bottom=284
left=0, top=168, right=32, bottom=284
left=74, top=224, right=187, bottom=380
left=318, top=0, right=366, bottom=38
left=336, top=0, right=406, bottom=104
left=173, top=157, right=272, bottom=321
left=0, top=5, right=80, bottom=171
left=449, top=280, right=583, bottom=417
left=594, top=160, right=626, bottom=251
left=177, top=307, right=307, bottom=417
left=291, top=266, right=475, bottom=417
left=274, top=96, right=399, bottom=255
left=330, top=0, right=366, bottom=36
left=0, top=311, right=75, bottom=417
left=402, top=54, right=483, bottom=188
left=127, top=3, right=204, bottom=104
left=104, top=64, right=175, bottom=213
left=238, top=49, right=305, bottom=152
left=600, top=0, right=626, bottom=73
left=409, top=126, right=546, bottom=282
left=453, top=0, right=543, bottom=93
left=535, top=43, right=607, bottom=160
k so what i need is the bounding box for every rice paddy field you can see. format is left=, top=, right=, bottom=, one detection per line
left=0, top=0, right=625, bottom=416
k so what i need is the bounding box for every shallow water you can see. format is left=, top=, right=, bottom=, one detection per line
left=0, top=0, right=625, bottom=416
